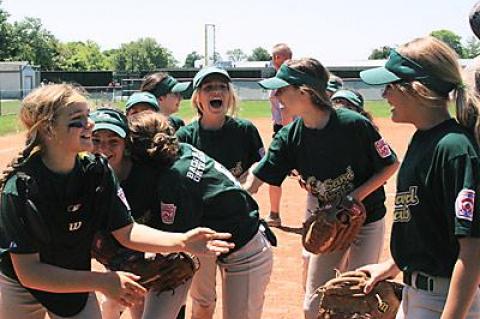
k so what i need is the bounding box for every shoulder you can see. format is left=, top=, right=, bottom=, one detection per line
left=225, top=117, right=258, bottom=131
left=335, top=107, right=369, bottom=125
left=436, top=125, right=479, bottom=159
left=176, top=121, right=197, bottom=138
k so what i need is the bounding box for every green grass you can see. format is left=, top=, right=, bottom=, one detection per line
left=0, top=114, right=23, bottom=136
left=0, top=99, right=393, bottom=136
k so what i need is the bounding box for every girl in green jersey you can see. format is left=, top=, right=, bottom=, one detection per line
left=359, top=36, right=480, bottom=319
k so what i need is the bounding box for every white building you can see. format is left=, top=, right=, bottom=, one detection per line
left=0, top=62, right=40, bottom=99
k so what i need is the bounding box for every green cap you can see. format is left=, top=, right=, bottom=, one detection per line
left=326, top=78, right=343, bottom=93
left=258, top=64, right=325, bottom=90
left=151, top=76, right=191, bottom=97
left=91, top=108, right=128, bottom=138
left=360, top=49, right=456, bottom=96
left=125, top=92, right=159, bottom=111
left=331, top=90, right=364, bottom=109
left=193, top=67, right=231, bottom=89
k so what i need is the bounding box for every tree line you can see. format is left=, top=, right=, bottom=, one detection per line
left=369, top=30, right=480, bottom=59
left=1, top=2, right=478, bottom=71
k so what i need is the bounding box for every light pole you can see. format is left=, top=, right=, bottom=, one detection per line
left=204, top=24, right=216, bottom=67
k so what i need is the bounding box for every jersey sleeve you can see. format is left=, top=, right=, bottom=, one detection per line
left=245, top=121, right=265, bottom=169
left=252, top=129, right=293, bottom=186
left=360, top=119, right=397, bottom=170
left=175, top=125, right=190, bottom=143
left=103, top=168, right=134, bottom=232
left=441, top=154, right=480, bottom=238
left=153, top=175, right=200, bottom=232
left=0, top=184, right=38, bottom=254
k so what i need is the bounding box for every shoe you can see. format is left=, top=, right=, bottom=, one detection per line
left=265, top=214, right=282, bottom=227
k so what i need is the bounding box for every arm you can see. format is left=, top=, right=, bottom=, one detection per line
left=350, top=159, right=399, bottom=201
left=112, top=223, right=234, bottom=255
left=441, top=237, right=480, bottom=319
left=10, top=253, right=145, bottom=307
left=242, top=172, right=265, bottom=194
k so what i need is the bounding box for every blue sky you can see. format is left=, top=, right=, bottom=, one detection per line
left=2, top=0, right=477, bottom=64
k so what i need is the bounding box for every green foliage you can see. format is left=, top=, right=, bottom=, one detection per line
left=226, top=48, right=247, bottom=62
left=184, top=51, right=203, bottom=68
left=248, top=47, right=271, bottom=61
left=108, top=38, right=177, bottom=72
left=430, top=30, right=464, bottom=57
left=0, top=1, right=13, bottom=60
left=368, top=46, right=391, bottom=60
left=464, top=36, right=480, bottom=58
left=58, top=41, right=109, bottom=71
left=9, top=17, right=60, bottom=70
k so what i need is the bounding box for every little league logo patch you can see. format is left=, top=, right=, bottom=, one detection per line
left=117, top=188, right=131, bottom=211
left=374, top=138, right=392, bottom=158
left=455, top=189, right=475, bottom=222
left=161, top=202, right=177, bottom=225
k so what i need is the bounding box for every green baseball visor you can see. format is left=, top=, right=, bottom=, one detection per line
left=326, top=79, right=342, bottom=93
left=125, top=92, right=159, bottom=111
left=258, top=64, right=324, bottom=90
left=91, top=108, right=128, bottom=138
left=193, top=67, right=231, bottom=89
left=153, top=76, right=191, bottom=97
left=331, top=90, right=363, bottom=109
left=360, top=49, right=456, bottom=96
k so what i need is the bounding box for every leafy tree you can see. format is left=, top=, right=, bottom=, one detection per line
left=9, top=17, right=60, bottom=69
left=184, top=51, right=203, bottom=68
left=248, top=47, right=271, bottom=61
left=226, top=48, right=247, bottom=62
left=464, top=36, right=480, bottom=58
left=368, top=46, right=391, bottom=60
left=57, top=41, right=108, bottom=71
left=109, top=38, right=177, bottom=72
left=0, top=0, right=13, bottom=60
left=430, top=30, right=464, bottom=57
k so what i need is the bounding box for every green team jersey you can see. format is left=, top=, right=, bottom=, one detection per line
left=0, top=153, right=133, bottom=317
left=120, top=161, right=157, bottom=222
left=168, top=115, right=185, bottom=132
left=176, top=116, right=264, bottom=178
left=144, top=143, right=259, bottom=251
left=392, top=119, right=480, bottom=277
left=253, top=108, right=397, bottom=223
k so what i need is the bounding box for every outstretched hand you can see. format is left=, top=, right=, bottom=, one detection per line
left=183, top=227, right=234, bottom=256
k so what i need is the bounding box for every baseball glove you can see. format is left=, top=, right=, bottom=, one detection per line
left=91, top=232, right=200, bottom=294
left=316, top=271, right=403, bottom=319
left=302, top=195, right=366, bottom=254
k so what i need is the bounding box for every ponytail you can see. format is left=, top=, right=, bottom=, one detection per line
left=455, top=85, right=480, bottom=146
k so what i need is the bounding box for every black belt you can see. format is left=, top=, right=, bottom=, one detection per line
left=403, top=271, right=435, bottom=291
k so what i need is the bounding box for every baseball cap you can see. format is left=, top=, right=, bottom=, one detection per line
left=91, top=108, right=128, bottom=138
left=326, top=77, right=343, bottom=93
left=258, top=64, right=325, bottom=90
left=331, top=90, right=364, bottom=109
left=125, top=92, right=159, bottom=111
left=193, top=67, right=231, bottom=89
left=360, top=49, right=456, bottom=96
left=151, top=75, right=191, bottom=97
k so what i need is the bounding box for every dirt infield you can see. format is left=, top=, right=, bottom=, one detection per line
left=0, top=117, right=415, bottom=319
